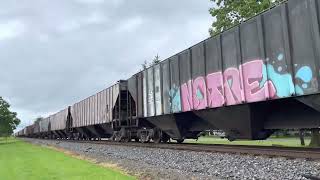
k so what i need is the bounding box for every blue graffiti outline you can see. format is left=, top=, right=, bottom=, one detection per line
left=260, top=54, right=313, bottom=97
left=169, top=85, right=181, bottom=112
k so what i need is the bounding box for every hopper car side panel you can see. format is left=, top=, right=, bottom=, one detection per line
left=71, top=85, right=119, bottom=128
left=179, top=49, right=192, bottom=112
left=161, top=60, right=171, bottom=115
left=154, top=64, right=162, bottom=116
left=144, top=0, right=320, bottom=116
left=288, top=0, right=320, bottom=94
left=50, top=108, right=68, bottom=131
left=137, top=73, right=144, bottom=117
left=147, top=67, right=155, bottom=117
left=39, top=117, right=50, bottom=133
left=128, top=75, right=139, bottom=118
left=169, top=55, right=182, bottom=113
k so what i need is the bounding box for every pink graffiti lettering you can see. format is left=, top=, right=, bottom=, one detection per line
left=223, top=68, right=245, bottom=105
left=181, top=80, right=193, bottom=111
left=180, top=59, right=277, bottom=112
left=242, top=60, right=268, bottom=102
left=267, top=80, right=277, bottom=98
left=242, top=60, right=277, bottom=102
left=206, top=72, right=224, bottom=108
left=192, top=76, right=207, bottom=110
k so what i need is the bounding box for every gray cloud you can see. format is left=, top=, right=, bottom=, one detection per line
left=0, top=0, right=213, bottom=130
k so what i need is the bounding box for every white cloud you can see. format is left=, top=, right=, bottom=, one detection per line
left=85, top=12, right=107, bottom=24
left=75, top=0, right=105, bottom=4
left=38, top=33, right=50, bottom=42
left=57, top=12, right=107, bottom=33
left=0, top=20, right=25, bottom=41
left=75, top=0, right=123, bottom=6
left=116, top=16, right=143, bottom=33
left=57, top=20, right=82, bottom=33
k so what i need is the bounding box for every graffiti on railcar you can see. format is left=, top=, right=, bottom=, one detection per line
left=193, top=76, right=208, bottom=109
left=294, top=65, right=314, bottom=95
left=266, top=52, right=315, bottom=96
left=169, top=84, right=181, bottom=112
left=241, top=60, right=275, bottom=102
left=180, top=56, right=315, bottom=112
left=264, top=52, right=295, bottom=97
left=206, top=72, right=225, bottom=108
left=181, top=59, right=274, bottom=111
left=154, top=65, right=162, bottom=115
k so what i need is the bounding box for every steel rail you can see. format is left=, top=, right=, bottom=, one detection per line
left=27, top=138, right=320, bottom=160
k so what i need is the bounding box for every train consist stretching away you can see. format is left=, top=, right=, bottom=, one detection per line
left=16, top=0, right=320, bottom=142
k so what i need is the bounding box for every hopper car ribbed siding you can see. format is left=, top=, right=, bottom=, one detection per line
left=18, top=0, right=320, bottom=142
left=49, top=108, right=69, bottom=139
left=70, top=81, right=127, bottom=140
left=32, top=121, right=40, bottom=138
left=39, top=117, right=50, bottom=138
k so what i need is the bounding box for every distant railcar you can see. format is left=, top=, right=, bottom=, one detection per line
left=39, top=117, right=50, bottom=138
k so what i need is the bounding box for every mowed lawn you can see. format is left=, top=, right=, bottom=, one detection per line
left=0, top=139, right=135, bottom=180
left=186, top=136, right=311, bottom=147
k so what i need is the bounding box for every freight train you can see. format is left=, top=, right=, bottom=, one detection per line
left=16, top=0, right=320, bottom=143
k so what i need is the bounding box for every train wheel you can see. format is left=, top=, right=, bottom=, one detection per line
left=153, top=128, right=161, bottom=143
left=176, top=139, right=184, bottom=144
left=161, top=133, right=170, bottom=143
left=111, top=132, right=121, bottom=142
left=153, top=136, right=161, bottom=143
left=140, top=133, right=150, bottom=143
left=123, top=137, right=131, bottom=143
left=111, top=135, right=116, bottom=141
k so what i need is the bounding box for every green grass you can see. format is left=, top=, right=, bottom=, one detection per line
left=186, top=136, right=311, bottom=147
left=0, top=137, right=17, bottom=144
left=0, top=139, right=135, bottom=180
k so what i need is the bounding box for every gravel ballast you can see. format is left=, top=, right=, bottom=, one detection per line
left=24, top=139, right=320, bottom=180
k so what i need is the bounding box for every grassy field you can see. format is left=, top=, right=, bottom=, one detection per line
left=186, top=136, right=311, bottom=147
left=0, top=137, right=16, bottom=144
left=0, top=139, right=135, bottom=180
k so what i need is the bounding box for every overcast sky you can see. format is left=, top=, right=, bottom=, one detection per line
left=0, top=0, right=213, bottom=131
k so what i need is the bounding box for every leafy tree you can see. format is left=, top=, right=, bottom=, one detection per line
left=34, top=117, right=43, bottom=124
left=141, top=54, right=161, bottom=70
left=141, top=60, right=148, bottom=70
left=0, top=97, right=20, bottom=139
left=209, top=0, right=284, bottom=36
left=208, top=0, right=319, bottom=146
left=151, top=54, right=161, bottom=65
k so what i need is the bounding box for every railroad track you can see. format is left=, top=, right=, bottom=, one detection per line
left=47, top=139, right=320, bottom=160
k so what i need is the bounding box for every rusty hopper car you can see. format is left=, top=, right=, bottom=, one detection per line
left=25, top=125, right=35, bottom=137
left=33, top=121, right=40, bottom=137
left=39, top=117, right=50, bottom=138
left=49, top=108, right=69, bottom=138
left=19, top=0, right=320, bottom=142
left=69, top=80, right=152, bottom=141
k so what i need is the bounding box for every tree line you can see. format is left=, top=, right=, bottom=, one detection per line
left=0, top=97, right=20, bottom=138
